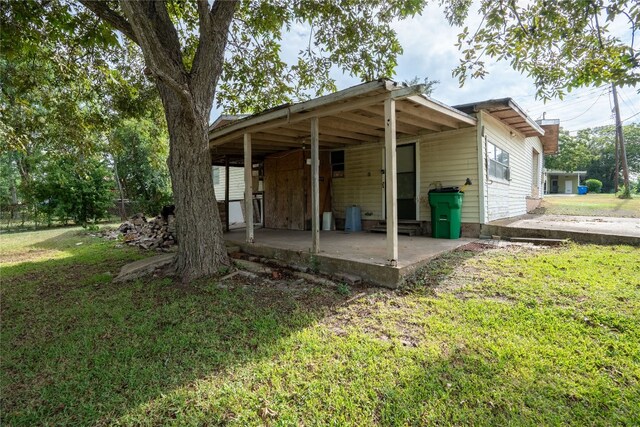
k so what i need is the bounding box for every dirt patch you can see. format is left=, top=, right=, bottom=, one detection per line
left=454, top=242, right=498, bottom=252
left=323, top=290, right=427, bottom=346
left=437, top=245, right=533, bottom=293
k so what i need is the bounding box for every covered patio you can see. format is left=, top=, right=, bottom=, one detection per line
left=225, top=228, right=474, bottom=287
left=209, top=79, right=476, bottom=284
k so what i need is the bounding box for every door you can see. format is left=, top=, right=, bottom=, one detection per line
left=397, top=144, right=416, bottom=220
left=531, top=149, right=540, bottom=197
left=565, top=180, right=573, bottom=194
left=264, top=151, right=305, bottom=230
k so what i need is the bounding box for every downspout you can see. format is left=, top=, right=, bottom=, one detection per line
left=476, top=112, right=487, bottom=225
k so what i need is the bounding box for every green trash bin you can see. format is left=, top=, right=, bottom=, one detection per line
left=428, top=188, right=464, bottom=239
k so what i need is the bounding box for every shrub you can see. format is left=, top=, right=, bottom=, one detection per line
left=584, top=179, right=603, bottom=193
left=30, top=155, right=113, bottom=226
left=616, top=184, right=632, bottom=199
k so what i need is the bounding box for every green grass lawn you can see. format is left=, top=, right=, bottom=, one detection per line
left=537, top=193, right=640, bottom=217
left=1, top=229, right=639, bottom=425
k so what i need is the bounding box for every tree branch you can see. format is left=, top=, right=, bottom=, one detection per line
left=196, top=0, right=211, bottom=30
left=191, top=0, right=238, bottom=109
left=78, top=0, right=138, bottom=45
left=118, top=1, right=192, bottom=105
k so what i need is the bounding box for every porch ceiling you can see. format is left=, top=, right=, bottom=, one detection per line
left=209, top=80, right=476, bottom=165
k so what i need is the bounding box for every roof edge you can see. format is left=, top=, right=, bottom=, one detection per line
left=209, top=80, right=393, bottom=140
left=543, top=169, right=587, bottom=175
left=453, top=98, right=545, bottom=136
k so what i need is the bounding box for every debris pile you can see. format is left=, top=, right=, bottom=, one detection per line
left=103, top=213, right=176, bottom=250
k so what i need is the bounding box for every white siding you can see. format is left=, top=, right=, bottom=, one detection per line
left=332, top=145, right=384, bottom=219
left=332, top=126, right=481, bottom=224
left=481, top=112, right=544, bottom=222
left=418, top=127, right=480, bottom=223
left=212, top=166, right=245, bottom=201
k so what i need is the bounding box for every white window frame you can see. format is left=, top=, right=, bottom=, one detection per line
left=487, top=141, right=511, bottom=181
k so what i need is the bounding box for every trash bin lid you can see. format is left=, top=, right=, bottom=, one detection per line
left=428, top=186, right=461, bottom=193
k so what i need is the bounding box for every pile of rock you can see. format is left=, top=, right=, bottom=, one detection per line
left=103, top=213, right=176, bottom=250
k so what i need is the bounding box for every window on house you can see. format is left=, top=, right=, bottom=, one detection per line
left=487, top=141, right=510, bottom=181
left=212, top=166, right=220, bottom=185
left=331, top=150, right=345, bottom=178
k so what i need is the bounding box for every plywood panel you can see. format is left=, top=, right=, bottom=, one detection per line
left=540, top=123, right=559, bottom=154
left=264, top=157, right=277, bottom=228
left=264, top=150, right=306, bottom=230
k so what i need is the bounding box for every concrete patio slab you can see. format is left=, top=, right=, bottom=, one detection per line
left=224, top=229, right=474, bottom=288
left=484, top=214, right=640, bottom=245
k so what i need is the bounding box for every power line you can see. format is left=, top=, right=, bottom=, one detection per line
left=622, top=111, right=640, bottom=123
left=558, top=87, right=640, bottom=131
left=526, top=91, right=611, bottom=118
left=617, top=89, right=640, bottom=119
left=561, top=90, right=608, bottom=123
left=525, top=86, right=606, bottom=113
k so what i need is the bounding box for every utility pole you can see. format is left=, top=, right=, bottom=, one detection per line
left=611, top=84, right=630, bottom=197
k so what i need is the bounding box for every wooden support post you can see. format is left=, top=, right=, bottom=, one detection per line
left=244, top=133, right=254, bottom=243
left=224, top=156, right=230, bottom=232
left=311, top=116, right=320, bottom=254
left=384, top=98, right=398, bottom=266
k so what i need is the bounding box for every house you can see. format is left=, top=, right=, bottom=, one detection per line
left=543, top=170, right=587, bottom=194
left=208, top=80, right=559, bottom=285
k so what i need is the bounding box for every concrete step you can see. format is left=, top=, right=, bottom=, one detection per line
left=378, top=220, right=421, bottom=226
left=482, top=224, right=639, bottom=246
left=370, top=225, right=419, bottom=236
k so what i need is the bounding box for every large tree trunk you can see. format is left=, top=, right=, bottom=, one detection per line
left=159, top=83, right=229, bottom=282
left=79, top=0, right=236, bottom=282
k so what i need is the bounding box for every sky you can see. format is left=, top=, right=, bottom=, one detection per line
left=213, top=2, right=640, bottom=133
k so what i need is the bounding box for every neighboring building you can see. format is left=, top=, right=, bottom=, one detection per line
left=543, top=170, right=587, bottom=194
left=212, top=165, right=245, bottom=201
left=208, top=80, right=559, bottom=251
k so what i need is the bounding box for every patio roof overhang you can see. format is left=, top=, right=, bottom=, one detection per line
left=208, top=79, right=476, bottom=165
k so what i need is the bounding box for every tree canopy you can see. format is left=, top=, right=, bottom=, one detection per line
left=1, top=1, right=172, bottom=227
left=545, top=124, right=640, bottom=193
left=451, top=0, right=639, bottom=99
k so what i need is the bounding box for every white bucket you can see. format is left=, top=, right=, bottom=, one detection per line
left=322, top=212, right=333, bottom=231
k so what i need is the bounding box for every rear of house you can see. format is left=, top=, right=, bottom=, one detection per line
left=209, top=81, right=559, bottom=242
left=311, top=99, right=555, bottom=235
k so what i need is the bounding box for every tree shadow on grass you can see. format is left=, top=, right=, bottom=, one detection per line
left=371, top=309, right=638, bottom=426
left=115, top=242, right=639, bottom=425
left=373, top=344, right=632, bottom=425
left=4, top=234, right=539, bottom=426
left=1, top=231, right=355, bottom=426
